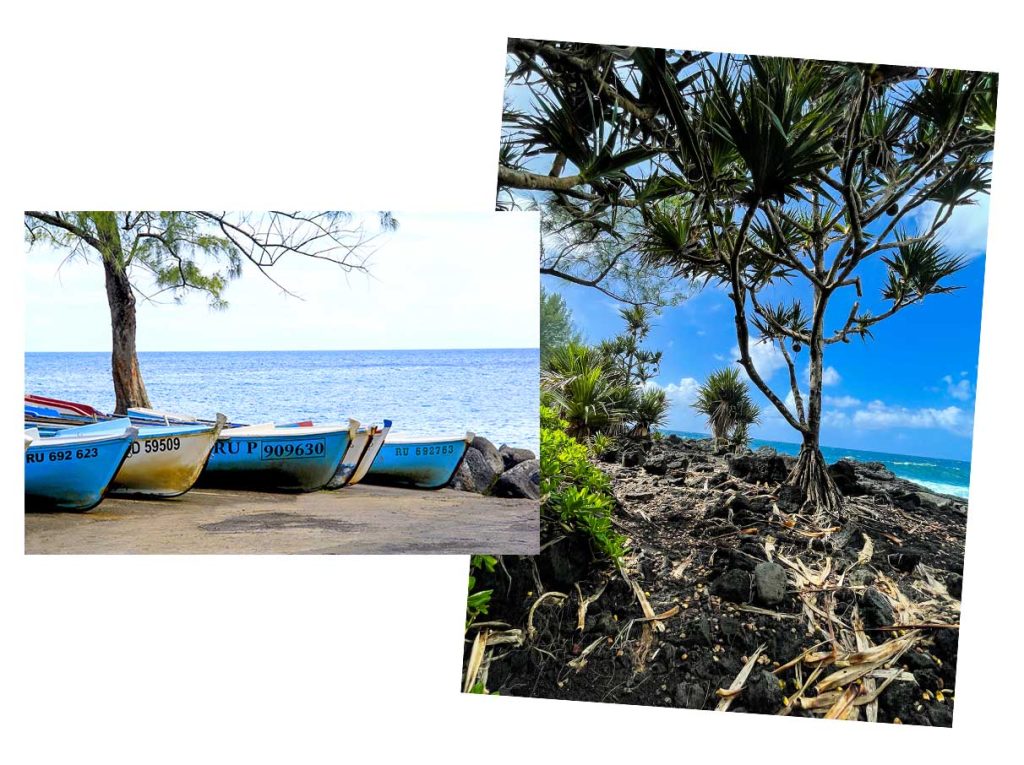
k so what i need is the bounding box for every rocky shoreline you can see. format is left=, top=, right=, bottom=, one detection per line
left=449, top=436, right=539, bottom=500
left=468, top=435, right=965, bottom=726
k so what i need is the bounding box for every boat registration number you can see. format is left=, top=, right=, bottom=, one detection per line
left=128, top=437, right=181, bottom=457
left=26, top=447, right=100, bottom=464
left=259, top=439, right=326, bottom=461
left=393, top=444, right=457, bottom=457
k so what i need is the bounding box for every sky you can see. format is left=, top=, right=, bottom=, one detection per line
left=547, top=197, right=990, bottom=462
left=25, top=212, right=539, bottom=352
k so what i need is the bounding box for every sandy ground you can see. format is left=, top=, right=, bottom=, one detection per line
left=24, top=484, right=539, bottom=555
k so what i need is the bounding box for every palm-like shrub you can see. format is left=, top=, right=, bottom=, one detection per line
left=542, top=342, right=630, bottom=439
left=693, top=368, right=761, bottom=448
left=629, top=387, right=670, bottom=437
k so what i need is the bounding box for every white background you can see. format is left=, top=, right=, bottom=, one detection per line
left=2, top=1, right=1020, bottom=760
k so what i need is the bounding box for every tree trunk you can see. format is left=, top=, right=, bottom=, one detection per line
left=100, top=239, right=150, bottom=414
left=787, top=291, right=843, bottom=520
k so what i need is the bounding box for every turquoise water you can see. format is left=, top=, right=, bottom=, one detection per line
left=25, top=349, right=539, bottom=453
left=662, top=430, right=971, bottom=499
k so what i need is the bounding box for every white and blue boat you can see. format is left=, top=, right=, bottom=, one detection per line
left=326, top=419, right=393, bottom=489
left=364, top=432, right=474, bottom=490
left=200, top=421, right=358, bottom=492
left=25, top=425, right=138, bottom=511
left=34, top=416, right=226, bottom=498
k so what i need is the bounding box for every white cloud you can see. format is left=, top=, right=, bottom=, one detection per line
left=942, top=374, right=973, bottom=401
left=912, top=196, right=990, bottom=259
left=731, top=337, right=786, bottom=381
left=824, top=394, right=862, bottom=408
left=851, top=400, right=973, bottom=436
left=654, top=376, right=700, bottom=406
left=802, top=364, right=840, bottom=386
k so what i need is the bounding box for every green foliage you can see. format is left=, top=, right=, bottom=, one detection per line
left=541, top=287, right=582, bottom=363
left=466, top=554, right=498, bottom=630
left=590, top=432, right=614, bottom=456
left=693, top=368, right=761, bottom=447
left=540, top=423, right=624, bottom=561
left=630, top=386, right=670, bottom=437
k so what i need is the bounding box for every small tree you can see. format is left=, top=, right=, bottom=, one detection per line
left=630, top=386, right=670, bottom=437
left=693, top=368, right=761, bottom=449
left=25, top=211, right=396, bottom=413
left=499, top=42, right=996, bottom=516
left=540, top=286, right=582, bottom=362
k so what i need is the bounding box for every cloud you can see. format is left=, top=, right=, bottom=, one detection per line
left=851, top=400, right=973, bottom=436
left=654, top=376, right=700, bottom=406
left=731, top=338, right=786, bottom=381
left=824, top=394, right=861, bottom=409
left=821, top=366, right=841, bottom=386
left=912, top=197, right=991, bottom=259
left=942, top=374, right=973, bottom=401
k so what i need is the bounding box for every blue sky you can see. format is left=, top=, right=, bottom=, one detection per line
left=547, top=197, right=989, bottom=462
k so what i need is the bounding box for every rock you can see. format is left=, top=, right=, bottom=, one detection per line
left=753, top=562, right=787, bottom=606
left=888, top=546, right=923, bottom=573
left=927, top=703, right=954, bottom=727
left=590, top=612, right=618, bottom=637
left=946, top=572, right=963, bottom=599
left=711, top=569, right=750, bottom=603
left=498, top=444, right=536, bottom=471
left=828, top=459, right=863, bottom=496
left=449, top=447, right=500, bottom=493
left=859, top=586, right=894, bottom=629
left=728, top=452, right=791, bottom=484
left=666, top=434, right=682, bottom=445
left=658, top=642, right=678, bottom=667
left=847, top=567, right=875, bottom=588
left=745, top=670, right=784, bottom=714
left=643, top=453, right=669, bottom=475
left=471, top=436, right=504, bottom=476
left=538, top=533, right=592, bottom=591
left=598, top=447, right=620, bottom=463
left=621, top=449, right=644, bottom=468
left=674, top=681, right=706, bottom=709
left=492, top=459, right=540, bottom=500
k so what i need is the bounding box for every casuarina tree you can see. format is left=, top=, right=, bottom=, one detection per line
left=25, top=211, right=397, bottom=413
left=499, top=41, right=995, bottom=517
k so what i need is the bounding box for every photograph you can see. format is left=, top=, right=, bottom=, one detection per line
left=464, top=39, right=996, bottom=726
left=24, top=210, right=540, bottom=555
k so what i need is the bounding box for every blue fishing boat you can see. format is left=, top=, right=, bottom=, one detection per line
left=200, top=421, right=357, bottom=491
left=25, top=425, right=138, bottom=511
left=364, top=431, right=474, bottom=490
left=37, top=417, right=226, bottom=497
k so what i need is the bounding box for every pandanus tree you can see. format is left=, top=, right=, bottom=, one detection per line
left=499, top=41, right=996, bottom=517
left=693, top=368, right=761, bottom=450
left=25, top=211, right=397, bottom=414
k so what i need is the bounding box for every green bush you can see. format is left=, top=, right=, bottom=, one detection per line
left=466, top=554, right=497, bottom=629
left=540, top=420, right=624, bottom=561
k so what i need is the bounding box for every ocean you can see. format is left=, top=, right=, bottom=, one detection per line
left=662, top=430, right=971, bottom=499
left=25, top=349, right=539, bottom=454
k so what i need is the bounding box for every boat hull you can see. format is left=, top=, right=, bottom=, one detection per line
left=346, top=421, right=392, bottom=486
left=363, top=432, right=471, bottom=490
left=200, top=427, right=352, bottom=492
left=111, top=426, right=223, bottom=497
left=25, top=430, right=136, bottom=511
left=326, top=429, right=371, bottom=489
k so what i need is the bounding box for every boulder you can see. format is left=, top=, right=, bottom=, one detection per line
left=711, top=569, right=751, bottom=603
left=498, top=444, right=536, bottom=471
left=752, top=562, right=787, bottom=606
left=744, top=670, right=784, bottom=714
left=728, top=452, right=791, bottom=484
left=470, top=435, right=504, bottom=476
left=492, top=459, right=540, bottom=500
left=888, top=546, right=923, bottom=573
left=642, top=453, right=669, bottom=475
left=448, top=447, right=500, bottom=493
left=598, top=447, right=620, bottom=463
left=859, top=586, right=894, bottom=629
left=621, top=449, right=644, bottom=468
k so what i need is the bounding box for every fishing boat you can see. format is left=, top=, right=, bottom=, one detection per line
left=363, top=431, right=473, bottom=490
left=25, top=425, right=138, bottom=511
left=37, top=416, right=227, bottom=497
left=200, top=421, right=358, bottom=491
left=346, top=420, right=392, bottom=487
left=325, top=419, right=393, bottom=489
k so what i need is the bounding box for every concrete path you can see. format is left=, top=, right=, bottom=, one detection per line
left=24, top=485, right=539, bottom=555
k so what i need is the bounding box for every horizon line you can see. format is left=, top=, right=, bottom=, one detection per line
left=25, top=346, right=540, bottom=354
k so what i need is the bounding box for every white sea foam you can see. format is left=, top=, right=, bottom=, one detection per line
left=891, top=461, right=937, bottom=467
left=912, top=479, right=969, bottom=499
